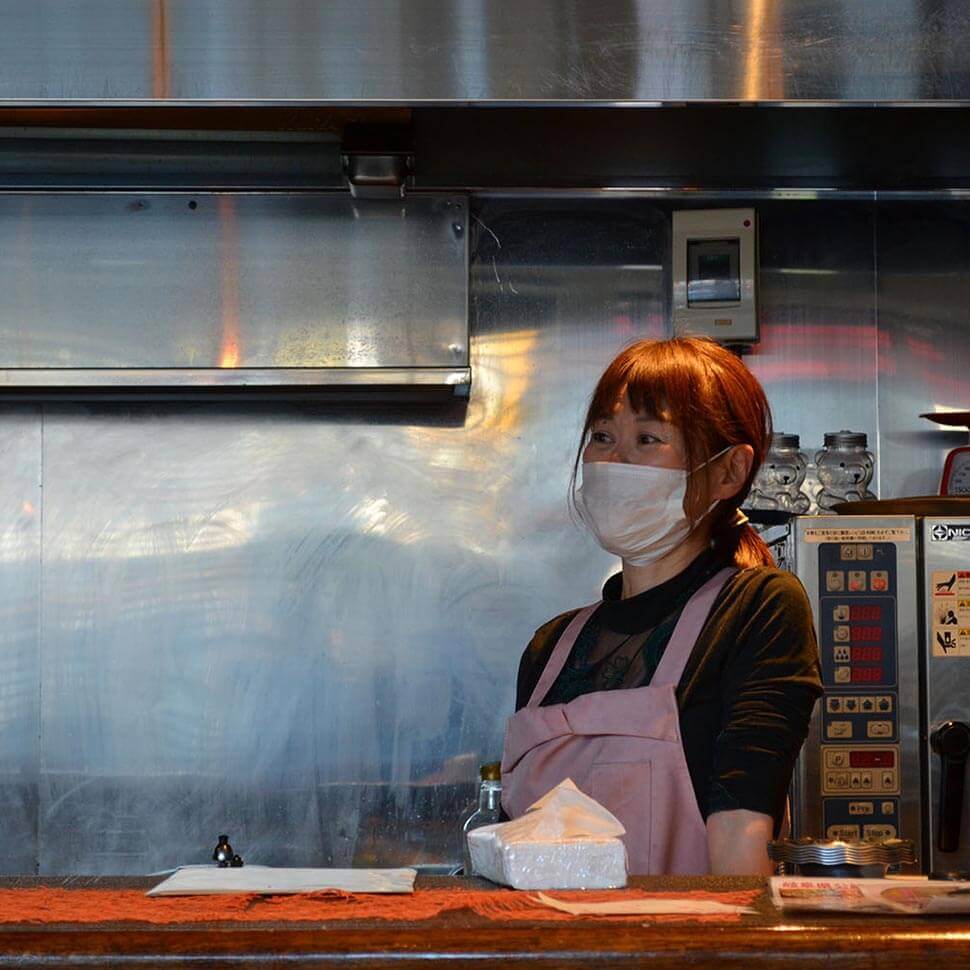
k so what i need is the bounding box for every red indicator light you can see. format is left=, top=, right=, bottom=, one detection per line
left=850, top=750, right=895, bottom=768
left=851, top=646, right=883, bottom=663
left=850, top=605, right=881, bottom=622
left=850, top=666, right=884, bottom=683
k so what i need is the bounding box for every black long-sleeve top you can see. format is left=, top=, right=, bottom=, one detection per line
left=515, top=550, right=822, bottom=834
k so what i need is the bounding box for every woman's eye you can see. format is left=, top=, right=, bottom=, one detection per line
left=638, top=434, right=659, bottom=446
left=591, top=432, right=612, bottom=445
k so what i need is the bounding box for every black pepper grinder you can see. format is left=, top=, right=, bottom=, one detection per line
left=213, top=834, right=233, bottom=868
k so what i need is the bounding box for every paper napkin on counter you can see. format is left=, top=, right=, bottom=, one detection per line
left=147, top=866, right=416, bottom=896
left=532, top=892, right=755, bottom=916
left=467, top=778, right=627, bottom=890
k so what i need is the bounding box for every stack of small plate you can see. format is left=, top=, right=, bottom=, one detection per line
left=768, top=837, right=916, bottom=877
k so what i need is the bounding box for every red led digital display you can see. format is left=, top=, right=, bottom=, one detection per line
left=851, top=646, right=883, bottom=663
left=849, top=750, right=895, bottom=768
left=851, top=626, right=883, bottom=642
left=849, top=605, right=881, bottom=622
left=851, top=666, right=884, bottom=683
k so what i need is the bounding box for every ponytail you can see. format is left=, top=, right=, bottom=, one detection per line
left=709, top=508, right=775, bottom=569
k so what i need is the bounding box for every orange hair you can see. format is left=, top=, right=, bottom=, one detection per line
left=573, top=337, right=774, bottom=569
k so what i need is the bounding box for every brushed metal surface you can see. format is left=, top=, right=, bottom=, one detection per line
left=0, top=368, right=471, bottom=389
left=876, top=202, right=970, bottom=499
left=0, top=193, right=467, bottom=377
left=2, top=1, right=970, bottom=104
left=747, top=200, right=878, bottom=477
left=0, top=408, right=41, bottom=872
left=922, top=517, right=970, bottom=875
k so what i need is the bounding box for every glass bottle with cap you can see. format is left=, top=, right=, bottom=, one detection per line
left=816, top=430, right=876, bottom=511
left=460, top=762, right=502, bottom=876
left=747, top=433, right=811, bottom=513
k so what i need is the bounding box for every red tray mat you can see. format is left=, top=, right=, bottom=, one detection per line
left=0, top=886, right=761, bottom=925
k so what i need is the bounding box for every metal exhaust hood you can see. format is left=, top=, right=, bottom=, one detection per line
left=0, top=191, right=470, bottom=397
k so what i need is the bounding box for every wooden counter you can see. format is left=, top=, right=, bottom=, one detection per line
left=0, top=875, right=967, bottom=968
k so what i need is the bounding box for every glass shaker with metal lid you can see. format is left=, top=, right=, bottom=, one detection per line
left=815, top=430, right=876, bottom=511
left=747, top=432, right=811, bottom=513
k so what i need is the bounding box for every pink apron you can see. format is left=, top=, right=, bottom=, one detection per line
left=501, top=567, right=735, bottom=875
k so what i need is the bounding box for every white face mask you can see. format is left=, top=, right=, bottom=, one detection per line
left=575, top=448, right=730, bottom=566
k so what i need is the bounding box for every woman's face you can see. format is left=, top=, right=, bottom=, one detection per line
left=582, top=395, right=731, bottom=522
left=583, top=396, right=688, bottom=470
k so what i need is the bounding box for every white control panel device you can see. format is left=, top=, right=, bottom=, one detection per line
left=672, top=208, right=758, bottom=344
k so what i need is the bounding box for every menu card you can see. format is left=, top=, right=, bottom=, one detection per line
left=770, top=876, right=970, bottom=915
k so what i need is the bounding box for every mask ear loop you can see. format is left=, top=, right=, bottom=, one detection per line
left=683, top=446, right=740, bottom=544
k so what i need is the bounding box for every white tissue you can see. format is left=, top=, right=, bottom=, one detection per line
left=467, top=779, right=628, bottom=890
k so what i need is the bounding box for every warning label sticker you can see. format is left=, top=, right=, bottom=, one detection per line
left=931, top=570, right=970, bottom=656
left=802, top=527, right=913, bottom=544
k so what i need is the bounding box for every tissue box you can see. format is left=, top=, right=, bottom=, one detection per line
left=465, top=778, right=628, bottom=890
left=467, top=826, right=627, bottom=890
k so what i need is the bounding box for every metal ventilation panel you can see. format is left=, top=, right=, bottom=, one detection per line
left=0, top=192, right=469, bottom=394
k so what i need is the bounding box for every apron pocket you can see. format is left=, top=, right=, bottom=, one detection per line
left=589, top=760, right=652, bottom=874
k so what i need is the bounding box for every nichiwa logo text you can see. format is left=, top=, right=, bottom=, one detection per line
left=931, top=523, right=970, bottom=542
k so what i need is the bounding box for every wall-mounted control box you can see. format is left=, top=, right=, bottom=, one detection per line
left=672, top=208, right=758, bottom=344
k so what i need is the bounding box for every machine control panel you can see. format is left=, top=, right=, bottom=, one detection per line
left=818, top=542, right=900, bottom=840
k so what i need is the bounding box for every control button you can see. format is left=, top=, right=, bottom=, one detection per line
left=844, top=697, right=859, bottom=713
left=834, top=605, right=850, bottom=623
left=827, top=721, right=853, bottom=739
left=849, top=801, right=874, bottom=816
left=850, top=770, right=862, bottom=789
left=827, top=697, right=843, bottom=713
left=877, top=696, right=893, bottom=713
left=863, top=824, right=897, bottom=839
left=841, top=544, right=857, bottom=561
left=823, top=771, right=851, bottom=792
left=825, top=749, right=850, bottom=768
left=881, top=770, right=896, bottom=790
left=835, top=666, right=851, bottom=683
left=861, top=697, right=875, bottom=712
left=848, top=571, right=867, bottom=592
left=867, top=721, right=893, bottom=739
left=881, top=801, right=895, bottom=816
left=871, top=570, right=889, bottom=592
left=834, top=645, right=851, bottom=663
left=857, top=544, right=873, bottom=561
left=835, top=625, right=851, bottom=642
left=828, top=824, right=861, bottom=839
left=861, top=771, right=873, bottom=789
left=826, top=570, right=845, bottom=592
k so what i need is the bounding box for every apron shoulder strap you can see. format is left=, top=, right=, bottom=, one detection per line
left=650, top=567, right=738, bottom=689
left=525, top=604, right=598, bottom=708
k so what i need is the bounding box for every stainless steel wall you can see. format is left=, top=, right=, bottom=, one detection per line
left=0, top=407, right=40, bottom=872
left=0, top=195, right=961, bottom=873
left=4, top=0, right=970, bottom=103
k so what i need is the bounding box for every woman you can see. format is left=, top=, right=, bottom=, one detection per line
left=501, top=337, right=822, bottom=876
